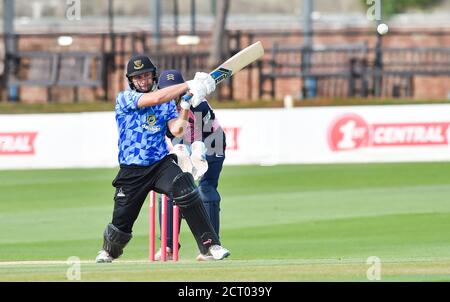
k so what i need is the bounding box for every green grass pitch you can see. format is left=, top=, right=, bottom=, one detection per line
left=1, top=162, right=450, bottom=281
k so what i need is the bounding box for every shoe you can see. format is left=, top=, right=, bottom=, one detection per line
left=96, top=250, right=113, bottom=263
left=154, top=247, right=173, bottom=261
left=209, top=245, right=230, bottom=260
left=196, top=253, right=215, bottom=261
left=196, top=245, right=230, bottom=261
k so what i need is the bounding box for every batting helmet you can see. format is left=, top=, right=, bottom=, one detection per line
left=126, top=54, right=158, bottom=91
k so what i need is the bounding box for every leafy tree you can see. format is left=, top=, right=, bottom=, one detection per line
left=363, top=0, right=443, bottom=18
left=209, top=0, right=230, bottom=68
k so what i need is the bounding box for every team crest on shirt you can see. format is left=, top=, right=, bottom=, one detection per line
left=142, top=114, right=161, bottom=133
left=147, top=115, right=157, bottom=126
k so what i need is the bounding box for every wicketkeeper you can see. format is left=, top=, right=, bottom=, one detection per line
left=154, top=69, right=227, bottom=261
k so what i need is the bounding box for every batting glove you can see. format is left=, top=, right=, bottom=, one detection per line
left=186, top=79, right=207, bottom=108
left=194, top=72, right=216, bottom=94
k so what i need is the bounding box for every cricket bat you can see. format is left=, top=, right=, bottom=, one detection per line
left=183, top=41, right=265, bottom=100
left=209, top=41, right=265, bottom=84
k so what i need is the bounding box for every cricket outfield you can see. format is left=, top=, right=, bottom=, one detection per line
left=1, top=163, right=450, bottom=281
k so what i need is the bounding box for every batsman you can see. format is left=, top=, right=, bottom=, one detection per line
left=95, top=54, right=230, bottom=263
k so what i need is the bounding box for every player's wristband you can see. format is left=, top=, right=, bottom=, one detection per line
left=180, top=100, right=191, bottom=110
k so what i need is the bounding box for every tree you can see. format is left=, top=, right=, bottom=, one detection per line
left=208, top=0, right=230, bottom=69
left=363, top=0, right=443, bottom=17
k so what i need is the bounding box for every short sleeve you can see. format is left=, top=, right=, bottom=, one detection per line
left=116, top=90, right=143, bottom=113
left=166, top=100, right=179, bottom=122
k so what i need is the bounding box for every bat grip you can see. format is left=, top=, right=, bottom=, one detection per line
left=182, top=94, right=193, bottom=102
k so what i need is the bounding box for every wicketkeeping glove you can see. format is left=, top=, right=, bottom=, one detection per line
left=190, top=141, right=208, bottom=181
left=171, top=144, right=193, bottom=174
left=179, top=97, right=191, bottom=110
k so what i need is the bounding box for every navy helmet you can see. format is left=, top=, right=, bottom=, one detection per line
left=158, top=69, right=185, bottom=89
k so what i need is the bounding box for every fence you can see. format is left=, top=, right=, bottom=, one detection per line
left=258, top=37, right=450, bottom=99
left=0, top=31, right=212, bottom=102
left=1, top=29, right=450, bottom=102
left=6, top=51, right=108, bottom=102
